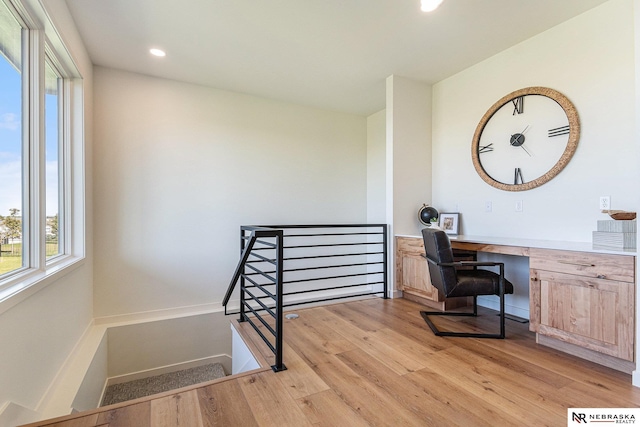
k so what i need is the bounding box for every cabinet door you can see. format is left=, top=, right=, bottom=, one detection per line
left=400, top=253, right=439, bottom=301
left=531, top=269, right=634, bottom=361
left=396, top=237, right=441, bottom=302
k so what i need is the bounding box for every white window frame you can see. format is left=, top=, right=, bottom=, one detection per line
left=0, top=0, right=85, bottom=314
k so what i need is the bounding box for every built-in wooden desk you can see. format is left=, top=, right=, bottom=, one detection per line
left=395, top=234, right=637, bottom=373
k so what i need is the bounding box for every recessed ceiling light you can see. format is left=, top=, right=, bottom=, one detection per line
left=420, top=0, right=443, bottom=12
left=149, top=48, right=166, bottom=57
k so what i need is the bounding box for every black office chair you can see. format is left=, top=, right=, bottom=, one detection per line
left=420, top=227, right=514, bottom=339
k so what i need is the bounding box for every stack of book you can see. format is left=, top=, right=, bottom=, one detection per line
left=592, top=220, right=636, bottom=249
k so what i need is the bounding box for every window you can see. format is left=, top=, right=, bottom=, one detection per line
left=0, top=0, right=23, bottom=277
left=0, top=0, right=84, bottom=306
left=45, top=59, right=62, bottom=260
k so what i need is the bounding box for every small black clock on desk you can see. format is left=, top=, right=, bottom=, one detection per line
left=471, top=87, right=580, bottom=191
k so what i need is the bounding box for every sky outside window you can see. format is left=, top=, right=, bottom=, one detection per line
left=0, top=23, right=22, bottom=216
left=45, top=60, right=60, bottom=257
left=0, top=0, right=23, bottom=274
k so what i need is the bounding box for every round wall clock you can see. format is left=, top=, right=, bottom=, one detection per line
left=471, top=86, right=580, bottom=191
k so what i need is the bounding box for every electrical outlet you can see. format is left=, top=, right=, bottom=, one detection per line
left=485, top=201, right=492, bottom=212
left=599, top=196, right=611, bottom=210
left=515, top=200, right=523, bottom=212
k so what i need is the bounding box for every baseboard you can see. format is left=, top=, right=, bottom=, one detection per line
left=391, top=289, right=403, bottom=299
left=105, top=354, right=231, bottom=388
left=476, top=296, right=530, bottom=320
left=537, top=334, right=635, bottom=374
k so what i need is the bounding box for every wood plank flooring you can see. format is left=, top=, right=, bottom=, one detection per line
left=23, top=298, right=640, bottom=427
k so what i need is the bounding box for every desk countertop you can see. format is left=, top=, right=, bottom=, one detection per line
left=395, top=233, right=637, bottom=257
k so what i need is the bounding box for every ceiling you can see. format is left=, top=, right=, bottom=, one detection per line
left=64, top=0, right=608, bottom=116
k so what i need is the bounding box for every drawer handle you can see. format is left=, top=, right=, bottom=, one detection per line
left=557, top=260, right=596, bottom=267
left=597, top=274, right=606, bottom=279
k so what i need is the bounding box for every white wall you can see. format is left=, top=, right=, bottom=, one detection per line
left=430, top=0, right=636, bottom=319
left=106, top=312, right=230, bottom=378
left=0, top=0, right=94, bottom=424
left=386, top=76, right=433, bottom=238
left=92, top=67, right=368, bottom=318
left=432, top=0, right=637, bottom=242
left=366, top=109, right=386, bottom=224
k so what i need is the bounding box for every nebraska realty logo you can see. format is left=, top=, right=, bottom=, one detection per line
left=569, top=408, right=639, bottom=425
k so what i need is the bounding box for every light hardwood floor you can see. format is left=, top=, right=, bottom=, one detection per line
left=23, top=298, right=640, bottom=427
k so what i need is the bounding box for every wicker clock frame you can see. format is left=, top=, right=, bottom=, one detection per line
left=471, top=86, right=580, bottom=192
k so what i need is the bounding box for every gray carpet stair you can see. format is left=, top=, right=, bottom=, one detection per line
left=101, top=362, right=226, bottom=406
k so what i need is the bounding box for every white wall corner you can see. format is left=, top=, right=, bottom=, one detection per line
left=0, top=401, right=39, bottom=427
left=385, top=75, right=433, bottom=296
left=385, top=75, right=433, bottom=238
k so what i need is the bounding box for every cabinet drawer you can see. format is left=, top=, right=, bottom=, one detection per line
left=397, top=236, right=426, bottom=256
left=529, top=248, right=635, bottom=283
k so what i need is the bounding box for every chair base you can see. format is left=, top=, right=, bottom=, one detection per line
left=420, top=307, right=506, bottom=339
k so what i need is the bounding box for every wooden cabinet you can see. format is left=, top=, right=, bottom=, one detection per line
left=529, top=248, right=635, bottom=365
left=395, top=237, right=470, bottom=310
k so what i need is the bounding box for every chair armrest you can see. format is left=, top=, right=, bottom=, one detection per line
left=420, top=254, right=502, bottom=267
left=436, top=261, right=503, bottom=267
left=457, top=261, right=504, bottom=267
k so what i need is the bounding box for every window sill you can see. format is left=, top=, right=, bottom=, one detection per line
left=0, top=256, right=85, bottom=316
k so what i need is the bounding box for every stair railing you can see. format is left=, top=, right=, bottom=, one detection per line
left=223, top=226, right=286, bottom=372
left=224, top=224, right=388, bottom=373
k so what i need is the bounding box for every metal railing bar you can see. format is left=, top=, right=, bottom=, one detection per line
left=243, top=301, right=277, bottom=336
left=242, top=277, right=277, bottom=301
left=284, top=281, right=384, bottom=296
left=241, top=235, right=277, bottom=244
left=223, top=235, right=257, bottom=307
left=253, top=239, right=277, bottom=248
left=248, top=252, right=277, bottom=265
left=251, top=224, right=387, bottom=229
left=243, top=315, right=276, bottom=353
left=284, top=251, right=383, bottom=260
left=282, top=232, right=383, bottom=238
left=283, top=242, right=384, bottom=249
left=242, top=273, right=272, bottom=285
left=382, top=225, right=389, bottom=298
left=244, top=264, right=277, bottom=283
left=248, top=241, right=384, bottom=251
left=285, top=261, right=383, bottom=272
left=243, top=287, right=276, bottom=318
left=283, top=271, right=384, bottom=285
left=241, top=261, right=384, bottom=277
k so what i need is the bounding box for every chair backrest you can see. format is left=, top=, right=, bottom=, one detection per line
left=421, top=227, right=458, bottom=298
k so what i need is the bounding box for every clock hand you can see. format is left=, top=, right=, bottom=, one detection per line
left=509, top=125, right=531, bottom=155
left=518, top=125, right=531, bottom=156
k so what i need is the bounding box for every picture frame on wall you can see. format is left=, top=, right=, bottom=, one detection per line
left=439, top=213, right=460, bottom=235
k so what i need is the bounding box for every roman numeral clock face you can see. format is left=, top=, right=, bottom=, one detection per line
left=471, top=87, right=580, bottom=191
